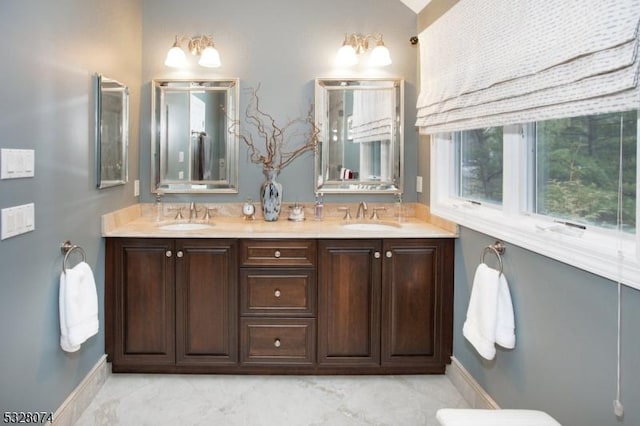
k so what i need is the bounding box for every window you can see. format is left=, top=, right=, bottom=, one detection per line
left=431, top=111, right=640, bottom=289
left=455, top=127, right=503, bottom=205
left=535, top=111, right=637, bottom=233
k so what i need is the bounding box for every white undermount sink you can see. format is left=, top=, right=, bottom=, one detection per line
left=158, top=223, right=214, bottom=231
left=341, top=222, right=401, bottom=231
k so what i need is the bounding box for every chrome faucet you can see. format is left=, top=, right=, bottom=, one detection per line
left=188, top=202, right=200, bottom=220
left=356, top=201, right=368, bottom=220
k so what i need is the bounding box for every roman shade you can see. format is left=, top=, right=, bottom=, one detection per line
left=416, top=0, right=640, bottom=134
left=351, top=89, right=394, bottom=143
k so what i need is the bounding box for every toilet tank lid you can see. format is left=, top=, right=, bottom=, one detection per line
left=436, top=409, right=561, bottom=426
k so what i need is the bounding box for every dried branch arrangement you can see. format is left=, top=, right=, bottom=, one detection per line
left=230, top=85, right=320, bottom=171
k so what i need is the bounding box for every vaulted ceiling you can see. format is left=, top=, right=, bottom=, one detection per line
left=397, top=0, right=431, bottom=13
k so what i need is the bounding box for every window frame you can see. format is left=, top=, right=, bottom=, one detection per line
left=430, top=122, right=640, bottom=290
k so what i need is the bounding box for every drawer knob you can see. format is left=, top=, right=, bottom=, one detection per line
left=274, top=289, right=281, bottom=298
left=177, top=251, right=184, bottom=258
left=374, top=251, right=381, bottom=259
left=165, top=250, right=172, bottom=258
left=386, top=251, right=392, bottom=258
left=274, top=250, right=281, bottom=258
left=274, top=338, right=281, bottom=348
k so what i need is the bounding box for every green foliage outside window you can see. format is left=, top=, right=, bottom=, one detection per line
left=536, top=111, right=637, bottom=232
left=457, top=127, right=504, bottom=204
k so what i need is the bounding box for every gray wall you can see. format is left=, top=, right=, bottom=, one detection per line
left=0, top=0, right=415, bottom=415
left=454, top=228, right=640, bottom=426
left=140, top=0, right=419, bottom=204
left=6, top=2, right=632, bottom=424
left=0, top=0, right=141, bottom=414
left=418, top=2, right=640, bottom=425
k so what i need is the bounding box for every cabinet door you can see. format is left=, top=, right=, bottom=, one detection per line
left=175, top=239, right=238, bottom=365
left=318, top=240, right=381, bottom=366
left=381, top=239, right=454, bottom=368
left=110, top=238, right=175, bottom=366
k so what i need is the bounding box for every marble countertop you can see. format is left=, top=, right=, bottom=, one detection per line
left=102, top=203, right=458, bottom=239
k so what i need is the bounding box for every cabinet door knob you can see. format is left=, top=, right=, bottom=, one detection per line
left=177, top=251, right=184, bottom=258
left=274, top=338, right=281, bottom=348
left=165, top=250, right=172, bottom=258
left=374, top=251, right=381, bottom=259
left=274, top=289, right=281, bottom=298
left=274, top=250, right=281, bottom=258
left=386, top=251, right=393, bottom=258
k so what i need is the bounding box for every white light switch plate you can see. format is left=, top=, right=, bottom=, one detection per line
left=416, top=176, right=423, bottom=193
left=1, top=149, right=14, bottom=179
left=23, top=150, right=35, bottom=176
left=1, top=203, right=35, bottom=240
left=1, top=149, right=35, bottom=179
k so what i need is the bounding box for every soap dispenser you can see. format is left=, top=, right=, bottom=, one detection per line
left=155, top=191, right=164, bottom=222
left=314, top=194, right=324, bottom=220
left=395, top=193, right=403, bottom=222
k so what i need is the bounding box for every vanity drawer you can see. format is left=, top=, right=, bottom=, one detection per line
left=240, top=269, right=316, bottom=316
left=240, top=239, right=317, bottom=267
left=241, top=318, right=316, bottom=365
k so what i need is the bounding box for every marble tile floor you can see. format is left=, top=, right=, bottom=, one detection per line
left=75, top=373, right=469, bottom=425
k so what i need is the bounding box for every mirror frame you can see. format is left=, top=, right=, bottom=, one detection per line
left=314, top=78, right=404, bottom=195
left=95, top=74, right=129, bottom=189
left=151, top=78, right=239, bottom=194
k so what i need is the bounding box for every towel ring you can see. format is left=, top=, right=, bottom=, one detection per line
left=61, top=240, right=86, bottom=274
left=481, top=241, right=505, bottom=275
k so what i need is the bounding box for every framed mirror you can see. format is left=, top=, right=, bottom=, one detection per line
left=314, top=78, right=404, bottom=194
left=95, top=74, right=129, bottom=188
left=152, top=79, right=239, bottom=193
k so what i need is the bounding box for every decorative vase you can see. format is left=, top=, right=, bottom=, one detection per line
left=260, top=168, right=282, bottom=221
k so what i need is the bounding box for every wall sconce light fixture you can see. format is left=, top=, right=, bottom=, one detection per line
left=164, top=35, right=221, bottom=68
left=336, top=33, right=392, bottom=67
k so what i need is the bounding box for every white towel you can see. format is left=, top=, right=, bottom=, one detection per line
left=59, top=261, right=99, bottom=352
left=463, top=263, right=515, bottom=360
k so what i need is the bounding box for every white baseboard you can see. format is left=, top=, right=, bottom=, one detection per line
left=52, top=355, right=109, bottom=426
left=446, top=356, right=500, bottom=409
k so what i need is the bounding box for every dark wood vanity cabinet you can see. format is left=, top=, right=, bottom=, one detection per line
left=318, top=240, right=382, bottom=367
left=174, top=239, right=238, bottom=366
left=105, top=238, right=238, bottom=372
left=106, top=237, right=452, bottom=374
left=318, top=239, right=454, bottom=373
left=106, top=238, right=175, bottom=368
left=239, top=239, right=317, bottom=366
left=380, top=239, right=454, bottom=370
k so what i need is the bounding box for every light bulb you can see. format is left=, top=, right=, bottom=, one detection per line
left=164, top=45, right=187, bottom=68
left=198, top=46, right=221, bottom=68
left=336, top=44, right=358, bottom=67
left=369, top=44, right=392, bottom=67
